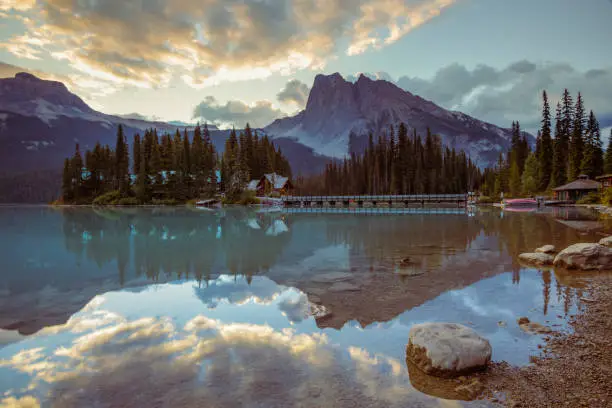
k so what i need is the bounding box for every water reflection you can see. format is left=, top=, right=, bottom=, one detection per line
left=0, top=206, right=606, bottom=336
left=0, top=270, right=590, bottom=407
left=1, top=205, right=608, bottom=406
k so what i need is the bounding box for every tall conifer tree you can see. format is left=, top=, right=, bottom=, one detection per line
left=569, top=92, right=585, bottom=180
left=604, top=129, right=612, bottom=175
left=538, top=91, right=553, bottom=190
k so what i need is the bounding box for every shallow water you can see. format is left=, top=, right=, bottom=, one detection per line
left=0, top=205, right=609, bottom=407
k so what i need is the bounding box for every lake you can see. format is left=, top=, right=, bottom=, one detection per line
left=0, top=205, right=609, bottom=407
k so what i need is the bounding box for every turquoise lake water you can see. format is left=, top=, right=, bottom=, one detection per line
left=0, top=206, right=607, bottom=407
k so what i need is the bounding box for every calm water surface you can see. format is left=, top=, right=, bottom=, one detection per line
left=0, top=206, right=609, bottom=407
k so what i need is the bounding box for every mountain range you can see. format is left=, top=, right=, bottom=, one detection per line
left=0, top=71, right=533, bottom=202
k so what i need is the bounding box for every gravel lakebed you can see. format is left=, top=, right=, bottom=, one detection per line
left=477, top=274, right=612, bottom=407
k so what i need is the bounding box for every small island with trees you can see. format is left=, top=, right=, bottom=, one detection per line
left=59, top=123, right=291, bottom=206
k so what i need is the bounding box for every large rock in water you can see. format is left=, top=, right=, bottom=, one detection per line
left=553, top=243, right=612, bottom=270
left=406, top=323, right=492, bottom=378
left=519, top=252, right=554, bottom=266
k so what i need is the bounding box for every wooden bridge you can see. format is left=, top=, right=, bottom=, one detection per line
left=282, top=194, right=469, bottom=208
left=282, top=207, right=472, bottom=215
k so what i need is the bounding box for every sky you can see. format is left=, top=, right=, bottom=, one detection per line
left=1, top=0, right=612, bottom=133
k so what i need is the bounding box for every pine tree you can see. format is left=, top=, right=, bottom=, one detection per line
left=521, top=152, right=539, bottom=196
left=133, top=134, right=141, bottom=175
left=71, top=144, right=84, bottom=201
left=551, top=102, right=566, bottom=188
left=538, top=91, right=553, bottom=190
left=114, top=125, right=130, bottom=194
left=569, top=92, right=585, bottom=180
left=62, top=158, right=73, bottom=201
left=135, top=144, right=149, bottom=203
left=581, top=110, right=602, bottom=178
left=509, top=160, right=521, bottom=197
left=182, top=129, right=191, bottom=176
left=604, top=129, right=612, bottom=175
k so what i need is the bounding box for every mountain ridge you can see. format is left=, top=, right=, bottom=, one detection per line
left=265, top=72, right=534, bottom=167
left=0, top=72, right=333, bottom=202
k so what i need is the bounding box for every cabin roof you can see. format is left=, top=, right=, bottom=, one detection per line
left=246, top=180, right=259, bottom=191
left=595, top=174, right=612, bottom=180
left=263, top=173, right=289, bottom=189
left=553, top=178, right=601, bottom=191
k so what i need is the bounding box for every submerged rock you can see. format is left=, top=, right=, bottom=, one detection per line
left=535, top=245, right=556, bottom=254
left=553, top=243, right=612, bottom=270
left=406, top=323, right=492, bottom=378
left=311, top=272, right=353, bottom=283
left=406, top=360, right=482, bottom=401
left=517, top=317, right=530, bottom=325
left=516, top=317, right=552, bottom=334
left=518, top=252, right=554, bottom=266
left=328, top=282, right=360, bottom=292
left=396, top=266, right=425, bottom=277
left=400, top=257, right=412, bottom=266
left=598, top=236, right=612, bottom=247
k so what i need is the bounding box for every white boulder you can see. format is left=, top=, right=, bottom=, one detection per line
left=598, top=236, right=612, bottom=247
left=406, top=323, right=492, bottom=378
left=553, top=243, right=612, bottom=270
left=518, top=252, right=554, bottom=266
left=535, top=245, right=556, bottom=254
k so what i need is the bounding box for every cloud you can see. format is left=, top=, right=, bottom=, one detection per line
left=192, top=96, right=285, bottom=128
left=115, top=112, right=163, bottom=121
left=0, top=0, right=36, bottom=12
left=392, top=61, right=612, bottom=130
left=0, top=309, right=429, bottom=407
left=1, top=0, right=455, bottom=90
left=345, top=71, right=395, bottom=83
left=277, top=79, right=310, bottom=108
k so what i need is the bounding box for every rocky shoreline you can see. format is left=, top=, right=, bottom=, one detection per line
left=405, top=237, right=612, bottom=407
left=481, top=238, right=612, bottom=406
left=480, top=273, right=612, bottom=407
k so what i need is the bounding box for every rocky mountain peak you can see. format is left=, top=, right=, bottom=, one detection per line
left=265, top=72, right=534, bottom=167
left=0, top=72, right=93, bottom=114
left=303, top=73, right=361, bottom=133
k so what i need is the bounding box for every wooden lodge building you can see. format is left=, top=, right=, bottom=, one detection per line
left=552, top=175, right=601, bottom=202
left=595, top=174, right=612, bottom=189
left=247, top=173, right=293, bottom=196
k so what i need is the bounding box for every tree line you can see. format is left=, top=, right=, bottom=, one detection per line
left=295, top=123, right=481, bottom=195
left=61, top=123, right=292, bottom=204
left=482, top=89, right=612, bottom=198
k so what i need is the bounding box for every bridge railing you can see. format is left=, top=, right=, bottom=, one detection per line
left=282, top=194, right=468, bottom=202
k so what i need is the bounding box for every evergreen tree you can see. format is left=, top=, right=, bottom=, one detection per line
left=551, top=102, right=566, bottom=187
left=569, top=92, right=585, bottom=180
left=509, top=160, right=521, bottom=197
left=521, top=153, right=539, bottom=196
left=538, top=91, right=553, bottom=190
left=62, top=158, right=73, bottom=201
left=133, top=134, right=141, bottom=175
left=182, top=129, right=191, bottom=176
left=114, top=125, right=130, bottom=194
left=71, top=144, right=84, bottom=201
left=581, top=110, right=603, bottom=178
left=135, top=144, right=149, bottom=203
left=191, top=124, right=204, bottom=196
left=604, top=129, right=612, bottom=175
